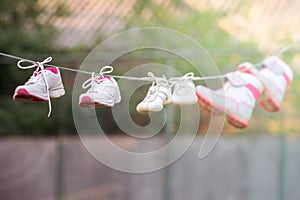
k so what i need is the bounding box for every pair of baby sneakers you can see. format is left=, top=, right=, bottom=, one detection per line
left=196, top=56, right=293, bottom=129
left=136, top=72, right=198, bottom=113
left=13, top=64, right=121, bottom=113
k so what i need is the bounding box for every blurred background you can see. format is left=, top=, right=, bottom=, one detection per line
left=0, top=0, right=300, bottom=199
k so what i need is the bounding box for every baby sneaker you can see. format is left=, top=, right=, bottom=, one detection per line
left=238, top=57, right=293, bottom=112
left=13, top=67, right=65, bottom=102
left=79, top=66, right=121, bottom=108
left=196, top=71, right=264, bottom=129
left=170, top=72, right=197, bottom=105
left=136, top=72, right=172, bottom=113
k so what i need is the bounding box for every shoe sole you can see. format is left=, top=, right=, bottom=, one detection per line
left=137, top=106, right=164, bottom=113
left=79, top=93, right=121, bottom=108
left=13, top=88, right=48, bottom=102
left=79, top=96, right=110, bottom=108
left=257, top=84, right=280, bottom=112
left=137, top=103, right=165, bottom=113
left=172, top=97, right=198, bottom=106
left=196, top=89, right=249, bottom=129
left=195, top=89, right=224, bottom=114
left=173, top=101, right=197, bottom=106
left=13, top=87, right=65, bottom=102
left=136, top=98, right=172, bottom=113
left=241, top=68, right=281, bottom=112
left=49, top=87, right=65, bottom=99
left=228, top=113, right=248, bottom=129
left=259, top=96, right=280, bottom=112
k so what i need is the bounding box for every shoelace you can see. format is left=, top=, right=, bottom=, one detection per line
left=169, top=72, right=195, bottom=88
left=17, top=57, right=53, bottom=117
left=82, top=66, right=114, bottom=91
left=144, top=72, right=169, bottom=101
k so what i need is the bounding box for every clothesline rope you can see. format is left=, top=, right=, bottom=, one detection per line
left=0, top=39, right=299, bottom=82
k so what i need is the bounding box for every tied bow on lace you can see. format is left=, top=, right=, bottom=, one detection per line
left=147, top=72, right=169, bottom=85
left=169, top=72, right=195, bottom=87
left=143, top=72, right=169, bottom=100
left=17, top=57, right=53, bottom=117
left=81, top=66, right=114, bottom=89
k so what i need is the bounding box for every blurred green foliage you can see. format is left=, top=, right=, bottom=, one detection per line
left=0, top=0, right=264, bottom=135
left=0, top=0, right=71, bottom=135
left=123, top=0, right=264, bottom=134
left=1, top=0, right=297, bottom=136
left=0, top=0, right=68, bottom=93
left=126, top=1, right=262, bottom=70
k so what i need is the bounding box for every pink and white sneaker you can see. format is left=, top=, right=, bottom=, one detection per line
left=196, top=71, right=264, bottom=129
left=238, top=57, right=293, bottom=112
left=13, top=67, right=65, bottom=102
left=79, top=72, right=121, bottom=108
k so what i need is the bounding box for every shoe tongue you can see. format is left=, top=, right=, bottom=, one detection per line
left=33, top=68, right=58, bottom=76
left=101, top=75, right=112, bottom=80
left=98, top=76, right=112, bottom=81
left=225, top=72, right=246, bottom=87
left=262, top=57, right=284, bottom=75
left=145, top=86, right=157, bottom=100
left=94, top=75, right=112, bottom=83
left=33, top=70, right=41, bottom=77
left=45, top=67, right=58, bottom=74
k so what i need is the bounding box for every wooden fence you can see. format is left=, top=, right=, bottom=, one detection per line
left=0, top=136, right=300, bottom=200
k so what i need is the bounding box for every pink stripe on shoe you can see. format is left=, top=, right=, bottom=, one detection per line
left=246, top=83, right=261, bottom=99
left=14, top=88, right=47, bottom=101
left=45, top=67, right=58, bottom=74
left=283, top=72, right=291, bottom=86
left=228, top=113, right=248, bottom=129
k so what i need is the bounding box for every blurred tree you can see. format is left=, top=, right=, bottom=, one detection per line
left=0, top=0, right=70, bottom=135
left=123, top=0, right=263, bottom=134
left=125, top=0, right=262, bottom=70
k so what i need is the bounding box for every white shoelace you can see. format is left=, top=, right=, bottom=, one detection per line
left=81, top=66, right=114, bottom=97
left=17, top=57, right=53, bottom=117
left=81, top=66, right=113, bottom=89
left=169, top=72, right=195, bottom=88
